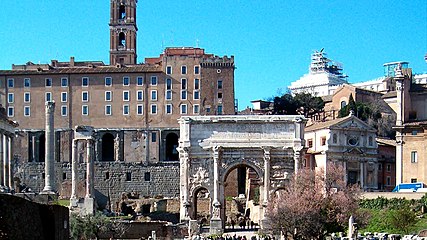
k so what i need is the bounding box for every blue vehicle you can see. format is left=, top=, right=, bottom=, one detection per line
left=392, top=182, right=425, bottom=192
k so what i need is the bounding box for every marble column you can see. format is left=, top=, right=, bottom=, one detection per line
left=294, top=149, right=301, bottom=174
left=70, top=139, right=78, bottom=206
left=178, top=146, right=190, bottom=220
left=212, top=146, right=221, bottom=219
left=8, top=137, right=12, bottom=189
left=3, top=135, right=9, bottom=189
left=86, top=140, right=94, bottom=198
left=359, top=162, right=365, bottom=189
left=0, top=133, right=4, bottom=188
left=262, top=147, right=271, bottom=206
left=42, top=101, right=55, bottom=193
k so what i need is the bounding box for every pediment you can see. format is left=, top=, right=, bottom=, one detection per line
left=346, top=147, right=364, bottom=154
left=333, top=116, right=374, bottom=131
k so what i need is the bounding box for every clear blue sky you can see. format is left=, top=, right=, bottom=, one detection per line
left=0, top=1, right=426, bottom=110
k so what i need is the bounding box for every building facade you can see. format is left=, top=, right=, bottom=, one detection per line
left=0, top=0, right=235, bottom=206
left=304, top=113, right=378, bottom=190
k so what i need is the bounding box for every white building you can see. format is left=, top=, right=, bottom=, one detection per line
left=288, top=50, right=348, bottom=96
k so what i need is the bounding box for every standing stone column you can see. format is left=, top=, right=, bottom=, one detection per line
left=86, top=140, right=94, bottom=198
left=262, top=147, right=271, bottom=206
left=42, top=101, right=55, bottom=193
left=0, top=132, right=4, bottom=188
left=178, top=146, right=190, bottom=220
left=210, top=146, right=223, bottom=235
left=8, top=137, right=12, bottom=190
left=360, top=162, right=365, bottom=189
left=3, top=135, right=9, bottom=189
left=293, top=148, right=302, bottom=174
left=70, top=139, right=79, bottom=207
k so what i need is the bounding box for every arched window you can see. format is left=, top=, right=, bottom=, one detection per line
left=102, top=133, right=115, bottom=161
left=119, top=5, right=126, bottom=19
left=340, top=101, right=347, bottom=109
left=119, top=32, right=126, bottom=47
left=165, top=133, right=179, bottom=161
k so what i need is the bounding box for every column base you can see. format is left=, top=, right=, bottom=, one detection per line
left=209, top=219, right=223, bottom=235
left=83, top=197, right=96, bottom=215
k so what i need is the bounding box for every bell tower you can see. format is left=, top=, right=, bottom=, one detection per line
left=109, top=0, right=138, bottom=65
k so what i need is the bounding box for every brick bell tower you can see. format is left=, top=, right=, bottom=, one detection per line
left=109, top=0, right=138, bottom=65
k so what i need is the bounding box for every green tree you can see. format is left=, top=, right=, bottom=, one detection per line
left=273, top=92, right=324, bottom=117
left=70, top=212, right=109, bottom=240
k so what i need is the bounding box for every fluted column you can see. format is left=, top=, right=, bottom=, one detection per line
left=70, top=139, right=78, bottom=206
left=86, top=140, right=94, bottom=198
left=8, top=137, right=12, bottom=189
left=3, top=135, right=9, bottom=189
left=42, top=101, right=55, bottom=193
left=212, top=146, right=221, bottom=220
left=262, top=147, right=271, bottom=205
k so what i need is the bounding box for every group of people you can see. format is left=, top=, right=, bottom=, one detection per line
left=229, top=217, right=257, bottom=230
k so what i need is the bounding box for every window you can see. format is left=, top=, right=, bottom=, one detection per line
left=61, top=92, right=67, bottom=102
left=137, top=76, right=143, bottom=86
left=82, top=105, right=89, bottom=115
left=82, top=91, right=89, bottom=102
left=151, top=132, right=157, bottom=142
left=412, top=130, right=418, bottom=135
left=194, top=66, right=200, bottom=75
left=24, top=106, right=30, bottom=116
left=368, top=136, right=373, bottom=146
left=217, top=105, right=223, bottom=115
left=61, top=78, right=68, bottom=87
left=144, top=172, right=151, bottom=181
left=63, top=172, right=67, bottom=180
left=307, top=139, right=313, bottom=148
left=378, top=163, right=382, bottom=171
left=217, top=92, right=223, bottom=99
left=7, top=107, right=14, bottom=117
left=105, top=77, right=112, bottom=86
left=386, top=176, right=391, bottom=186
left=24, top=78, right=31, bottom=88
left=82, top=77, right=89, bottom=87
left=206, top=107, right=211, bottom=113
left=217, top=80, right=223, bottom=89
left=386, top=164, right=391, bottom=172
left=61, top=105, right=67, bottom=116
left=181, top=65, right=187, bottom=74
left=193, top=104, right=199, bottom=114
left=151, top=104, right=157, bottom=114
left=166, top=66, right=172, bottom=75
left=123, top=104, right=130, bottom=115
left=411, top=151, right=418, bottom=163
left=45, top=78, right=52, bottom=87
left=151, top=76, right=157, bottom=85
left=194, top=90, right=200, bottom=100
left=24, top=92, right=30, bottom=103
left=411, top=178, right=418, bottom=183
left=181, top=90, right=187, bottom=100
left=321, top=136, right=327, bottom=146
left=137, top=90, right=143, bottom=101
left=151, top=90, right=157, bottom=101
left=105, top=105, right=112, bottom=115
left=123, top=91, right=130, bottom=101
left=7, top=79, right=14, bottom=88
left=166, top=90, right=172, bottom=100
left=181, top=78, right=187, bottom=90
left=105, top=172, right=110, bottom=180
left=166, top=78, right=172, bottom=90
left=332, top=134, right=337, bottom=144
left=166, top=104, right=172, bottom=114
left=137, top=104, right=143, bottom=115
left=105, top=91, right=112, bottom=101
left=123, top=76, right=130, bottom=86
left=45, top=92, right=52, bottom=102
left=181, top=104, right=187, bottom=114
left=340, top=101, right=347, bottom=109
left=126, top=172, right=132, bottom=181
left=7, top=93, right=14, bottom=103
left=194, top=79, right=200, bottom=89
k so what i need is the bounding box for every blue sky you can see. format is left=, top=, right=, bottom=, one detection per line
left=0, top=1, right=426, bottom=110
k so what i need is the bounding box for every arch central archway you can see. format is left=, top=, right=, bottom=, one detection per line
left=101, top=133, right=115, bottom=161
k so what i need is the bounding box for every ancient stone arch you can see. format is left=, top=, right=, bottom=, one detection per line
left=178, top=115, right=306, bottom=235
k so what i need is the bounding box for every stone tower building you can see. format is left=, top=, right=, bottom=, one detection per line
left=109, top=0, right=138, bottom=65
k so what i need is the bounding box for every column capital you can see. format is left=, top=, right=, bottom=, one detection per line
left=45, top=101, right=55, bottom=113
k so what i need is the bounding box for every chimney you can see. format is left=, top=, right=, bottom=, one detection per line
left=70, top=57, right=75, bottom=67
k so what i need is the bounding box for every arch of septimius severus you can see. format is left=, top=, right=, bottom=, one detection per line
left=177, top=115, right=306, bottom=235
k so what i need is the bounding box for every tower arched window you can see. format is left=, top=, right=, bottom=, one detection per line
left=340, top=101, right=347, bottom=109
left=119, top=32, right=126, bottom=48
left=119, top=5, right=126, bottom=19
